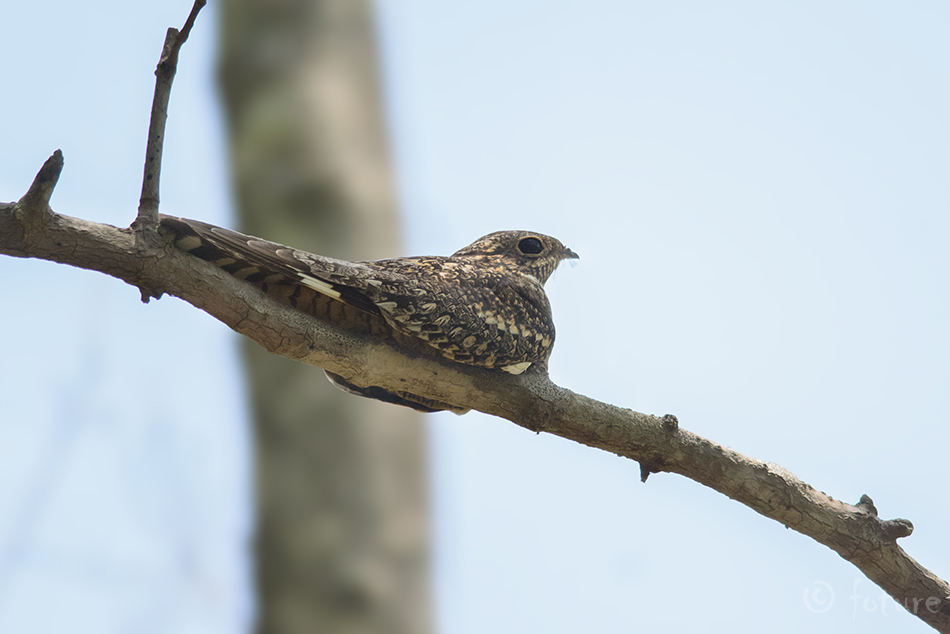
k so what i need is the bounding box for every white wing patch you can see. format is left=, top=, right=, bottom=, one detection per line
left=299, top=275, right=342, bottom=299
left=175, top=235, right=202, bottom=251
left=501, top=361, right=532, bottom=375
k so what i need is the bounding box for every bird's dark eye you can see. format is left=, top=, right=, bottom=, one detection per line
left=517, top=237, right=544, bottom=255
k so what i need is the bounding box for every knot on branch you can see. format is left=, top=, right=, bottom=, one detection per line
left=882, top=518, right=914, bottom=541
left=854, top=495, right=913, bottom=541
left=661, top=413, right=679, bottom=431
left=856, top=494, right=878, bottom=517
left=18, top=150, right=63, bottom=211
left=639, top=456, right=666, bottom=483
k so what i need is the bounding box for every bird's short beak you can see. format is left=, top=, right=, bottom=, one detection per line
left=563, top=247, right=579, bottom=260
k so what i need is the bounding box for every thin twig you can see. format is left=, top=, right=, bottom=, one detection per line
left=178, top=0, right=206, bottom=45
left=133, top=0, right=207, bottom=242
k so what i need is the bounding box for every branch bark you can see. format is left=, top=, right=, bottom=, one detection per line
left=1, top=166, right=948, bottom=631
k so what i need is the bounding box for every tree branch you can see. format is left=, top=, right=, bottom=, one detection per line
left=1, top=169, right=948, bottom=630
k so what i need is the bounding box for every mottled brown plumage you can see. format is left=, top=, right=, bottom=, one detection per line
left=160, top=215, right=577, bottom=412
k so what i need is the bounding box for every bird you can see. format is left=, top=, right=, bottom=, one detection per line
left=159, top=215, right=578, bottom=413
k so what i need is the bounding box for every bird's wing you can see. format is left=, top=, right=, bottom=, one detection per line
left=160, top=215, right=400, bottom=316
left=336, top=260, right=555, bottom=372
left=161, top=215, right=479, bottom=412
left=161, top=215, right=553, bottom=373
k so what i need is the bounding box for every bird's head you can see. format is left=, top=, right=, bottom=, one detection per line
left=452, top=230, right=579, bottom=285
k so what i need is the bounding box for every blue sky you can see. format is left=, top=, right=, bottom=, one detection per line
left=2, top=1, right=949, bottom=632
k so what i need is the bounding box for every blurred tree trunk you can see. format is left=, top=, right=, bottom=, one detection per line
left=217, top=2, right=431, bottom=633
